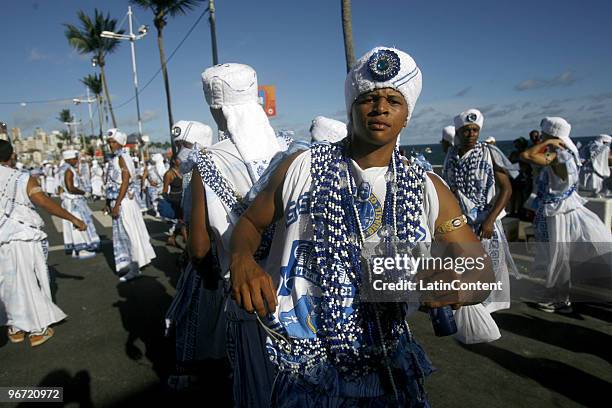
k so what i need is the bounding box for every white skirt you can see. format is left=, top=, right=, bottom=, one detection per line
left=533, top=206, right=612, bottom=288
left=113, top=197, right=156, bottom=271
left=0, top=240, right=67, bottom=332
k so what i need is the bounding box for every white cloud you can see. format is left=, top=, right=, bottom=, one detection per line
left=515, top=71, right=577, bottom=91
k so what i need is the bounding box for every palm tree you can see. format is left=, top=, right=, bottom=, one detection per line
left=57, top=109, right=74, bottom=141
left=131, top=0, right=204, bottom=145
left=64, top=9, right=124, bottom=128
left=341, top=0, right=355, bottom=73
left=81, top=74, right=105, bottom=140
left=58, top=109, right=73, bottom=124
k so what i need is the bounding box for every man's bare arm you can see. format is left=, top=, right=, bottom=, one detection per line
left=27, top=177, right=86, bottom=231
left=188, top=168, right=211, bottom=261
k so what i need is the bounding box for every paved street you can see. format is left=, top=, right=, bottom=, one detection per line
left=1, top=200, right=610, bottom=407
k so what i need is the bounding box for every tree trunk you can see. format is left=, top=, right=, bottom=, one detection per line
left=157, top=27, right=175, bottom=154
left=96, top=95, right=104, bottom=141
left=99, top=64, right=117, bottom=128
left=341, top=0, right=356, bottom=73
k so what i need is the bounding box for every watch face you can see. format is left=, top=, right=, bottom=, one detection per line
left=367, top=49, right=401, bottom=82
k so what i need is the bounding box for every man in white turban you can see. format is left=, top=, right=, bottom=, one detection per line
left=91, top=159, right=105, bottom=200
left=229, top=47, right=494, bottom=406
left=188, top=63, right=283, bottom=406
left=106, top=128, right=156, bottom=282
left=579, top=134, right=612, bottom=196
left=59, top=149, right=100, bottom=259
left=443, top=108, right=520, bottom=313
left=310, top=116, right=348, bottom=143
left=521, top=117, right=612, bottom=313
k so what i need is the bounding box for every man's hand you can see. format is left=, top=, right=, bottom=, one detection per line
left=480, top=218, right=495, bottom=239
left=230, top=253, right=277, bottom=316
left=72, top=218, right=87, bottom=231
left=111, top=204, right=121, bottom=218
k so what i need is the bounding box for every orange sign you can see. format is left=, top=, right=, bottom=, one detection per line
left=258, top=85, right=276, bottom=117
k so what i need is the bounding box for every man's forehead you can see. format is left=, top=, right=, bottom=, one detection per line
left=359, top=87, right=403, bottom=97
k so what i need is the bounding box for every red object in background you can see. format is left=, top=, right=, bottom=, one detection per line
left=258, top=85, right=276, bottom=117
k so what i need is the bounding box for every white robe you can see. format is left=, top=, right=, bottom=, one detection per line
left=0, top=166, right=67, bottom=332
left=107, top=151, right=156, bottom=273
left=533, top=149, right=612, bottom=300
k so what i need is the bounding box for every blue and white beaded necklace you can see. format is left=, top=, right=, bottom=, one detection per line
left=306, top=140, right=426, bottom=377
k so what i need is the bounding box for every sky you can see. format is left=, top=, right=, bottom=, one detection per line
left=1, top=0, right=611, bottom=145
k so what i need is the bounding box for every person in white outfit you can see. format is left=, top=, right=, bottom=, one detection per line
left=0, top=140, right=86, bottom=347
left=521, top=117, right=612, bottom=313
left=105, top=129, right=156, bottom=282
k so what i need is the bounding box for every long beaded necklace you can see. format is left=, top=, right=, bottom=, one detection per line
left=306, top=140, right=426, bottom=379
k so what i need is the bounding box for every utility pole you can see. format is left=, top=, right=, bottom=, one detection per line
left=209, top=0, right=219, bottom=65
left=86, top=87, right=95, bottom=137
left=127, top=6, right=144, bottom=140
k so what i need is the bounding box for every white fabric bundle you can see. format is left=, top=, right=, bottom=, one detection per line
left=345, top=46, right=422, bottom=122
left=202, top=63, right=281, bottom=182
left=485, top=136, right=496, bottom=144
left=310, top=116, right=348, bottom=143
left=62, top=150, right=78, bottom=160
left=454, top=109, right=484, bottom=129
left=540, top=117, right=580, bottom=164
left=172, top=120, right=213, bottom=148
left=151, top=153, right=166, bottom=179
left=442, top=126, right=455, bottom=144
left=453, top=304, right=501, bottom=344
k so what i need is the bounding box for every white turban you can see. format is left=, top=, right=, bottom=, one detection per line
left=442, top=126, right=455, bottom=144
left=310, top=116, right=348, bottom=143
left=345, top=46, right=422, bottom=122
left=172, top=120, right=213, bottom=148
left=62, top=149, right=78, bottom=160
left=454, top=109, right=484, bottom=130
left=596, top=134, right=611, bottom=145
left=540, top=116, right=580, bottom=160
left=201, top=63, right=280, bottom=182
left=107, top=128, right=127, bottom=146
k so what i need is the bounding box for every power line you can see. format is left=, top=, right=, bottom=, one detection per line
left=0, top=7, right=208, bottom=108
left=114, top=6, right=209, bottom=110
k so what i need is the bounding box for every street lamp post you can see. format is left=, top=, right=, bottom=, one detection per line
left=101, top=6, right=148, bottom=141
left=73, top=89, right=96, bottom=143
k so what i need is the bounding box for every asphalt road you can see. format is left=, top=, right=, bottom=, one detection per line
left=0, top=200, right=610, bottom=407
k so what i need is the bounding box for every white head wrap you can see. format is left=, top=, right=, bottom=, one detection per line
left=485, top=136, right=496, bottom=144
left=596, top=134, right=612, bottom=145
left=454, top=109, right=484, bottom=130
left=310, top=116, right=348, bottom=143
left=345, top=46, right=422, bottom=123
left=172, top=120, right=213, bottom=148
left=62, top=149, right=78, bottom=160
left=201, top=63, right=281, bottom=182
left=107, top=128, right=127, bottom=146
left=540, top=116, right=580, bottom=160
left=442, top=126, right=455, bottom=144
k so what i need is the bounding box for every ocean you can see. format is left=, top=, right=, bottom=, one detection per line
left=400, top=136, right=598, bottom=166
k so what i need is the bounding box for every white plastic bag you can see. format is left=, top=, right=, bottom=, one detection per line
left=453, top=304, right=501, bottom=344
